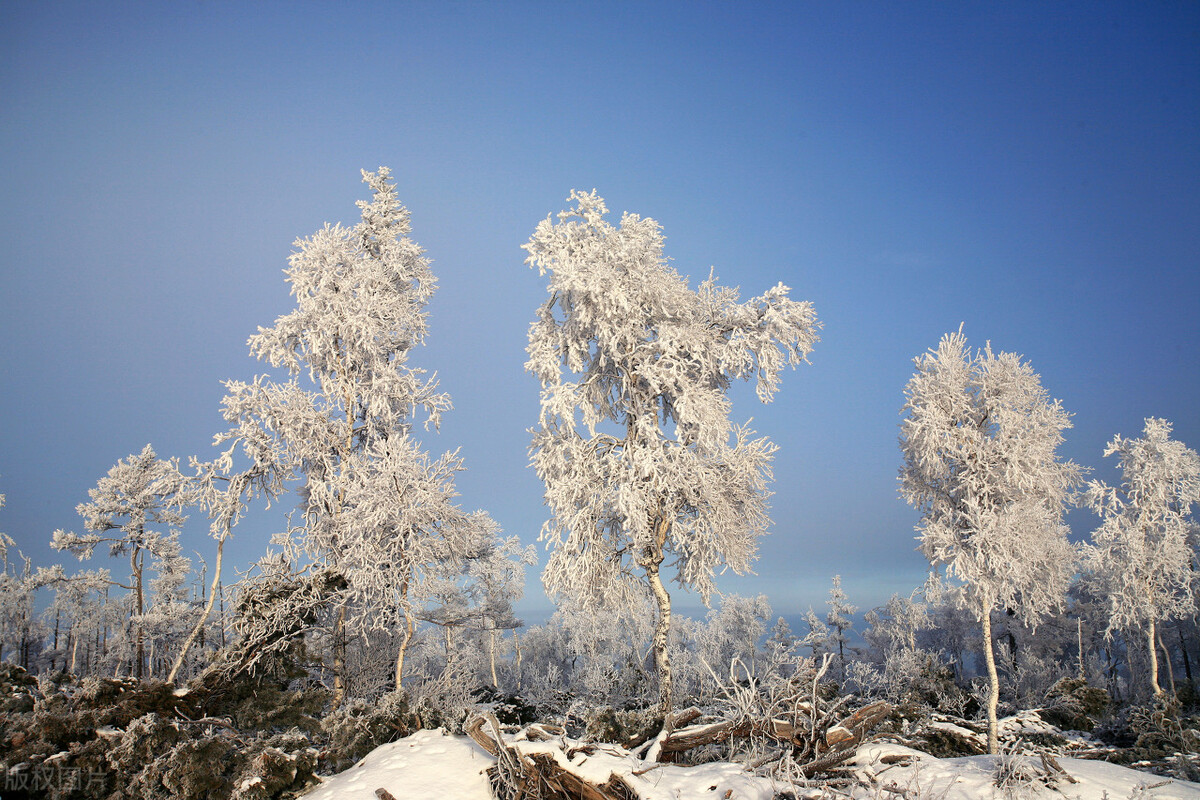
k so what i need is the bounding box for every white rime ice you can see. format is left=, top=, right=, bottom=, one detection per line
left=228, top=168, right=511, bottom=701
left=524, top=190, right=820, bottom=714
left=898, top=328, right=1082, bottom=754
left=1082, top=417, right=1200, bottom=697
left=51, top=444, right=191, bottom=680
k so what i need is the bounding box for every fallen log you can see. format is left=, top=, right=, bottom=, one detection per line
left=656, top=700, right=891, bottom=773
left=467, top=713, right=641, bottom=800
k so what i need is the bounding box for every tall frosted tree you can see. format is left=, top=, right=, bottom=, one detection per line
left=1082, top=418, right=1200, bottom=696
left=899, top=329, right=1081, bottom=753
left=525, top=191, right=820, bottom=716
left=237, top=168, right=499, bottom=702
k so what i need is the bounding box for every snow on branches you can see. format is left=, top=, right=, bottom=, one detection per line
left=524, top=190, right=820, bottom=713
left=899, top=328, right=1082, bottom=752
left=228, top=168, right=513, bottom=701
left=1082, top=418, right=1200, bottom=696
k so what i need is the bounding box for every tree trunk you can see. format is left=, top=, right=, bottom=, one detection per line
left=168, top=535, right=226, bottom=684
left=51, top=609, right=61, bottom=670
left=132, top=545, right=145, bottom=680
left=1158, top=629, right=1176, bottom=695
left=1148, top=619, right=1163, bottom=696
left=836, top=629, right=846, bottom=686
left=218, top=579, right=226, bottom=648
left=1077, top=618, right=1085, bottom=681
left=394, top=609, right=415, bottom=690
left=488, top=621, right=499, bottom=689
left=332, top=603, right=348, bottom=708
left=1177, top=622, right=1195, bottom=691
left=981, top=603, right=1000, bottom=755
left=645, top=515, right=673, bottom=719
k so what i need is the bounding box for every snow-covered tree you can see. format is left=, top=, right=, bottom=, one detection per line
left=899, top=328, right=1082, bottom=753
left=525, top=191, right=821, bottom=715
left=233, top=167, right=504, bottom=703
left=825, top=574, right=857, bottom=686
left=166, top=393, right=296, bottom=684
left=1082, top=418, right=1200, bottom=696
left=672, top=593, right=773, bottom=701
left=52, top=444, right=190, bottom=679
left=863, top=590, right=929, bottom=659
left=35, top=565, right=111, bottom=674
left=0, top=509, right=39, bottom=668
left=802, top=607, right=831, bottom=660
left=0, top=493, right=12, bottom=565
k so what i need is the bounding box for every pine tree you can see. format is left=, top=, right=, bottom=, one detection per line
left=525, top=191, right=820, bottom=716
left=899, top=328, right=1081, bottom=753
left=1082, top=418, right=1200, bottom=696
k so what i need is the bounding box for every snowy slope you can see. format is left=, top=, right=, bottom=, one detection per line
left=301, top=729, right=492, bottom=799
left=301, top=731, right=1200, bottom=800
left=852, top=743, right=1200, bottom=800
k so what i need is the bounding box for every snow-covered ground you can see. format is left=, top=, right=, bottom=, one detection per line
left=853, top=743, right=1200, bottom=800
left=301, top=729, right=1200, bottom=800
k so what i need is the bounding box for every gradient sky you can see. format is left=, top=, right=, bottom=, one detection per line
left=2, top=2, right=1197, bottom=621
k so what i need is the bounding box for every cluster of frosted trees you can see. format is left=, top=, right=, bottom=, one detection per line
left=2, top=170, right=1198, bottom=752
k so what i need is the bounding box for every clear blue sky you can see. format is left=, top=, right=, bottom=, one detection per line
left=2, top=1, right=1197, bottom=620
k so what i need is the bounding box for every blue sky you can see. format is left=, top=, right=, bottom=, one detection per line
left=1, top=1, right=1197, bottom=621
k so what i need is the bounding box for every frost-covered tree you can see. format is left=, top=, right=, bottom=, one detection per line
left=35, top=565, right=112, bottom=674
left=825, top=574, right=857, bottom=686
left=0, top=515, right=39, bottom=668
left=525, top=191, right=820, bottom=715
left=0, top=493, right=12, bottom=565
left=233, top=168, right=502, bottom=704
left=52, top=444, right=190, bottom=679
left=899, top=329, right=1082, bottom=753
left=166, top=393, right=295, bottom=684
left=672, top=593, right=773, bottom=701
left=1082, top=418, right=1200, bottom=696
left=802, top=607, right=831, bottom=660
left=863, top=590, right=929, bottom=659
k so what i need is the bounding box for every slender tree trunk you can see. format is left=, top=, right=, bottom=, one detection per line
left=1148, top=619, right=1163, bottom=696
left=51, top=609, right=61, bottom=670
left=1077, top=618, right=1085, bottom=681
left=645, top=511, right=673, bottom=719
left=488, top=621, right=499, bottom=689
left=836, top=629, right=846, bottom=686
left=332, top=603, right=348, bottom=708
left=394, top=609, right=415, bottom=691
left=132, top=545, right=145, bottom=680
left=1176, top=622, right=1194, bottom=690
left=981, top=604, right=1000, bottom=755
left=168, top=535, right=226, bottom=684
left=70, top=632, right=79, bottom=674
left=330, top=387, right=356, bottom=707
left=218, top=580, right=226, bottom=649
left=1158, top=629, right=1176, bottom=695
left=102, top=587, right=109, bottom=659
